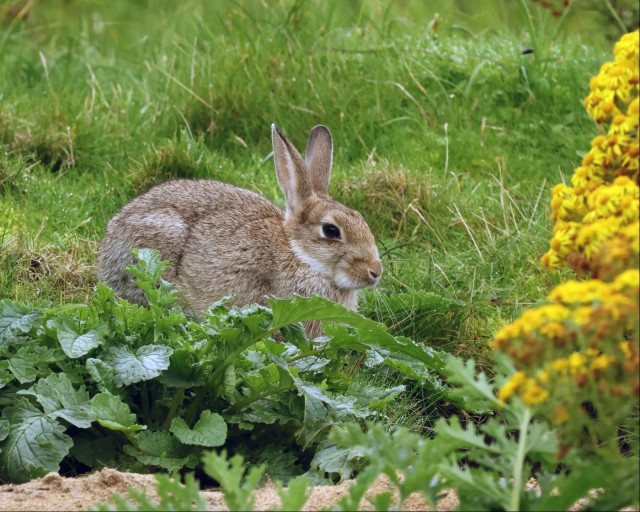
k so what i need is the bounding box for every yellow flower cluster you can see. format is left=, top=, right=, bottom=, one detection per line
left=494, top=33, right=639, bottom=448
left=542, top=30, right=639, bottom=276
left=493, top=270, right=639, bottom=366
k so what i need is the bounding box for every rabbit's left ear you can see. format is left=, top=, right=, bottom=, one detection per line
left=305, top=125, right=332, bottom=196
left=272, top=124, right=313, bottom=219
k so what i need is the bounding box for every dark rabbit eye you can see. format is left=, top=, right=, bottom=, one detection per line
left=322, top=223, right=341, bottom=239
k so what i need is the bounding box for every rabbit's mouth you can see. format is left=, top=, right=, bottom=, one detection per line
left=335, top=260, right=383, bottom=290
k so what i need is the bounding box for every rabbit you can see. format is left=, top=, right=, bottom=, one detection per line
left=97, top=124, right=383, bottom=338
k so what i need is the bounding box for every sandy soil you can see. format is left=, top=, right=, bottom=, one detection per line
left=0, top=469, right=458, bottom=511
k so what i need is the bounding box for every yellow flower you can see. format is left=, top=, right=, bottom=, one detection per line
left=522, top=379, right=550, bottom=406
left=619, top=341, right=632, bottom=359
left=552, top=357, right=570, bottom=375
left=568, top=352, right=587, bottom=375
left=591, top=353, right=615, bottom=372
left=570, top=306, right=592, bottom=326
left=612, top=269, right=640, bottom=293
left=498, top=371, right=526, bottom=403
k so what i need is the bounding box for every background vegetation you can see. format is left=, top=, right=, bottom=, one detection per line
left=0, top=0, right=638, bottom=508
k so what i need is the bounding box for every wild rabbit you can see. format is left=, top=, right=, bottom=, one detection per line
left=97, top=125, right=382, bottom=338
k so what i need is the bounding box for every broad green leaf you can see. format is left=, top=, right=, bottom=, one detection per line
left=53, top=316, right=106, bottom=358
left=268, top=295, right=379, bottom=332
left=7, top=348, right=40, bottom=384
left=170, top=410, right=227, bottom=447
left=91, top=393, right=146, bottom=433
left=124, top=430, right=197, bottom=472
left=0, top=419, right=9, bottom=442
left=104, top=344, right=173, bottom=387
left=18, top=373, right=94, bottom=428
left=86, top=358, right=118, bottom=395
left=0, top=301, right=40, bottom=349
left=312, top=444, right=363, bottom=480
left=0, top=398, right=73, bottom=483
left=0, top=360, right=13, bottom=389
left=69, top=432, right=117, bottom=470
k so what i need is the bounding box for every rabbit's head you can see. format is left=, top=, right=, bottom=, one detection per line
left=272, top=124, right=382, bottom=291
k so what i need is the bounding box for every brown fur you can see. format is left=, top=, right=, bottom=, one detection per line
left=97, top=125, right=382, bottom=338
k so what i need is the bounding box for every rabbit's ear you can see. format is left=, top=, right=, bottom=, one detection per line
left=272, top=124, right=313, bottom=218
left=305, top=125, right=332, bottom=195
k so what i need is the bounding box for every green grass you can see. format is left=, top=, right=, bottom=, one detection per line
left=0, top=0, right=635, bottom=429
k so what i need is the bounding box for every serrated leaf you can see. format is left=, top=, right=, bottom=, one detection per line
left=0, top=301, right=41, bottom=349
left=435, top=415, right=500, bottom=454
left=170, top=410, right=227, bottom=447
left=53, top=316, right=106, bottom=358
left=441, top=357, right=499, bottom=412
left=0, top=398, right=73, bottom=483
left=18, top=373, right=94, bottom=428
left=105, top=344, right=173, bottom=387
left=91, top=393, right=145, bottom=433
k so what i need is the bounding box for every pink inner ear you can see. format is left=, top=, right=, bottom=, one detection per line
left=272, top=125, right=313, bottom=217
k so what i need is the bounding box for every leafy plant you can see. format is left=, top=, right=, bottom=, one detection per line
left=0, top=249, right=452, bottom=483
left=329, top=355, right=639, bottom=511
left=90, top=450, right=312, bottom=512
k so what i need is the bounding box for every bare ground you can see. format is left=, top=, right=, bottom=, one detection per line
left=0, top=469, right=458, bottom=511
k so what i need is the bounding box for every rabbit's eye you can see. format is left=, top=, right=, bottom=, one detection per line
left=322, top=223, right=341, bottom=239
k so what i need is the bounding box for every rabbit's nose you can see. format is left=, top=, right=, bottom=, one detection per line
left=368, top=260, right=383, bottom=283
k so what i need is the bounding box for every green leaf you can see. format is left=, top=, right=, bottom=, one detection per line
left=7, top=347, right=40, bottom=384
left=69, top=432, right=117, bottom=470
left=170, top=410, right=227, bottom=447
left=86, top=358, right=118, bottom=394
left=0, top=360, right=12, bottom=389
left=0, top=419, right=9, bottom=442
left=273, top=476, right=311, bottom=511
left=91, top=393, right=146, bottom=433
left=104, top=344, right=173, bottom=387
left=312, top=444, right=363, bottom=480
left=18, top=373, right=94, bottom=428
left=202, top=450, right=265, bottom=511
left=0, top=398, right=73, bottom=483
left=53, top=316, right=106, bottom=358
left=441, top=357, right=498, bottom=412
left=0, top=301, right=41, bottom=349
left=89, top=473, right=207, bottom=511
left=269, top=295, right=378, bottom=332
left=124, top=430, right=197, bottom=472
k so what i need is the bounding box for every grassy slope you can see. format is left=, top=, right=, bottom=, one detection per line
left=0, top=0, right=623, bottom=371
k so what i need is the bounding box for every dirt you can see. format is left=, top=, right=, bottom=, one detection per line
left=0, top=469, right=458, bottom=511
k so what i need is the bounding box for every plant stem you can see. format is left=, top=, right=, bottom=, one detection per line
left=601, top=0, right=628, bottom=34
left=510, top=407, right=532, bottom=512
left=286, top=348, right=325, bottom=363
left=162, top=387, right=185, bottom=431
left=516, top=0, right=537, bottom=54
left=225, top=388, right=282, bottom=415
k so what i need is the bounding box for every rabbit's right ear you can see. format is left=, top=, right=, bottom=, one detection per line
left=272, top=124, right=313, bottom=219
left=305, top=125, right=333, bottom=196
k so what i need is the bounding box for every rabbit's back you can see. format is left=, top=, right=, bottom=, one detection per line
left=97, top=179, right=286, bottom=307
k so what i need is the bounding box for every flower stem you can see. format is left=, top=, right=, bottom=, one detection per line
left=510, top=407, right=532, bottom=512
